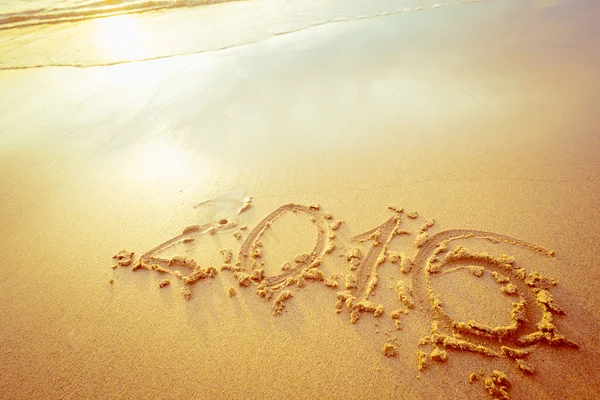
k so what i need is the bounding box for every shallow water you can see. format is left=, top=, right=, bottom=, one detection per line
left=0, top=0, right=480, bottom=69
left=0, top=0, right=238, bottom=29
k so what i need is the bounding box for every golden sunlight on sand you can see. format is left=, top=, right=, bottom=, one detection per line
left=1, top=1, right=600, bottom=399
left=124, top=136, right=200, bottom=187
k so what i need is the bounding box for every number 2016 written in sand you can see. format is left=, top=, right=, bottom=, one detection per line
left=112, top=201, right=578, bottom=399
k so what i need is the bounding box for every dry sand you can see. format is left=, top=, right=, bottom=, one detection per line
left=1, top=0, right=600, bottom=399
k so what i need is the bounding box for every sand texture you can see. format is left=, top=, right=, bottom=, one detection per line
left=1, top=0, right=600, bottom=399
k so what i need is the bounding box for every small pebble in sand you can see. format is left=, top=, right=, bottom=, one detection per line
left=235, top=272, right=252, bottom=287
left=468, top=266, right=484, bottom=277
left=483, top=370, right=511, bottom=400
left=272, top=290, right=293, bottom=315
left=387, top=204, right=404, bottom=213
left=416, top=350, right=428, bottom=371
left=400, top=260, right=412, bottom=274
left=131, top=260, right=151, bottom=271
left=257, top=287, right=273, bottom=301
left=324, top=276, right=339, bottom=288
left=227, top=287, right=236, bottom=297
left=345, top=274, right=358, bottom=289
left=407, top=211, right=419, bottom=219
left=430, top=347, right=448, bottom=362
left=301, top=268, right=324, bottom=281
left=414, top=232, right=429, bottom=248
left=331, top=220, right=344, bottom=230
left=154, top=266, right=173, bottom=275
left=492, top=271, right=510, bottom=284
left=113, top=250, right=134, bottom=267
left=180, top=286, right=192, bottom=300
left=220, top=249, right=233, bottom=264
left=182, top=225, right=200, bottom=234
left=294, top=253, right=310, bottom=263
left=388, top=251, right=402, bottom=264
left=251, top=248, right=263, bottom=258
left=536, top=289, right=565, bottom=314
left=396, top=281, right=414, bottom=309
left=345, top=248, right=363, bottom=261
left=169, top=255, right=197, bottom=270
left=159, top=279, right=170, bottom=288
left=501, top=283, right=518, bottom=295
left=515, top=359, right=534, bottom=375
left=382, top=343, right=398, bottom=357
left=250, top=268, right=265, bottom=283
left=238, top=201, right=252, bottom=214
left=325, top=242, right=336, bottom=254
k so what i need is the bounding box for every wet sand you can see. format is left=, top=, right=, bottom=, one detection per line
left=1, top=0, right=600, bottom=398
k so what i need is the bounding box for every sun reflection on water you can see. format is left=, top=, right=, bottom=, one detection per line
left=92, top=14, right=149, bottom=62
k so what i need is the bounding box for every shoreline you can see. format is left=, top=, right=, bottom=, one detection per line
left=0, top=0, right=485, bottom=71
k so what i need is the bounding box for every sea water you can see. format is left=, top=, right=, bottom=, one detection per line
left=0, top=0, right=480, bottom=70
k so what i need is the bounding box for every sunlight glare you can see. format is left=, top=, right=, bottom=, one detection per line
left=126, top=136, right=203, bottom=189
left=93, top=14, right=149, bottom=61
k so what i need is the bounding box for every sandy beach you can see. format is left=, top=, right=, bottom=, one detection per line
left=1, top=0, right=600, bottom=398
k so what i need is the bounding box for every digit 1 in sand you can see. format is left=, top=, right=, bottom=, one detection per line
left=351, top=216, right=401, bottom=300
